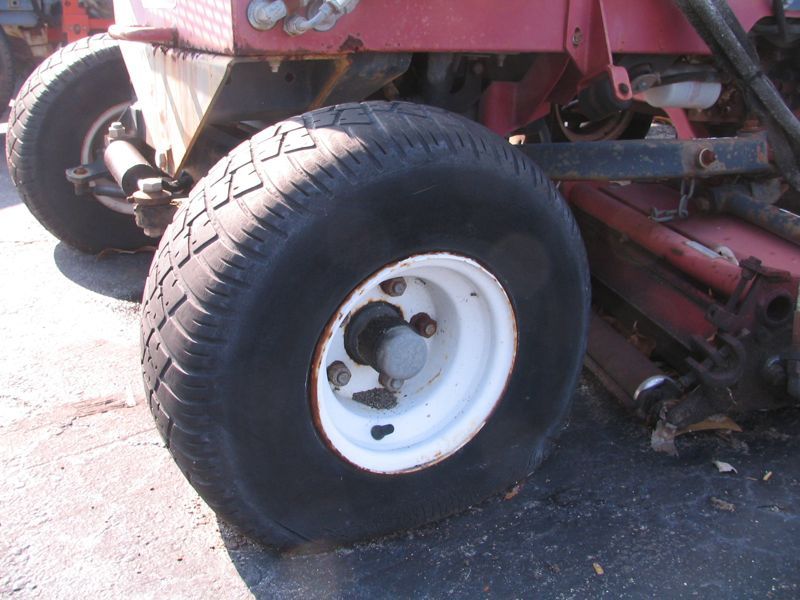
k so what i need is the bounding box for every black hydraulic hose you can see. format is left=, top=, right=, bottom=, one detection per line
left=703, top=0, right=800, bottom=140
left=674, top=0, right=800, bottom=189
left=774, top=0, right=789, bottom=44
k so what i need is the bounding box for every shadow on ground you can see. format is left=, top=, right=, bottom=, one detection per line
left=53, top=242, right=153, bottom=301
left=218, top=375, right=800, bottom=598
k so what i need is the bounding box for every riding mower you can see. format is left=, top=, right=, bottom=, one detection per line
left=6, top=0, right=800, bottom=547
left=0, top=0, right=112, bottom=112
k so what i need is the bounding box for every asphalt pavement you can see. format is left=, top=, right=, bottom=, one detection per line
left=1, top=141, right=799, bottom=599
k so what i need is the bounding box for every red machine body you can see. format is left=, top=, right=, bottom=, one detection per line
left=104, top=0, right=800, bottom=444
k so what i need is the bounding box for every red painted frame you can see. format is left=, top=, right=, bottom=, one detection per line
left=112, top=0, right=798, bottom=136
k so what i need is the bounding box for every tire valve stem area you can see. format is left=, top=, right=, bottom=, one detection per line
left=370, top=424, right=395, bottom=441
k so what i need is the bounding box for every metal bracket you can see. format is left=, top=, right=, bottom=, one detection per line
left=65, top=160, right=112, bottom=195
left=565, top=0, right=632, bottom=102
left=686, top=332, right=746, bottom=389
left=521, top=133, right=772, bottom=182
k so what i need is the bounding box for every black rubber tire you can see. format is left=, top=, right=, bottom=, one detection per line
left=0, top=28, right=15, bottom=114
left=6, top=34, right=152, bottom=254
left=141, top=101, right=590, bottom=548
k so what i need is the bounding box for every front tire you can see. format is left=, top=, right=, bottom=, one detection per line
left=6, top=34, right=152, bottom=253
left=141, top=102, right=590, bottom=547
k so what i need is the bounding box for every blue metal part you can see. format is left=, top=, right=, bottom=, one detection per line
left=0, top=0, right=39, bottom=27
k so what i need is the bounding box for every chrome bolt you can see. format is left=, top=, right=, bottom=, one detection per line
left=761, top=357, right=786, bottom=388
left=327, top=361, right=351, bottom=387
left=410, top=313, right=437, bottom=338
left=139, top=177, right=164, bottom=194
left=247, top=0, right=287, bottom=30
left=379, top=373, right=403, bottom=392
left=107, top=121, right=126, bottom=141
left=380, top=277, right=406, bottom=297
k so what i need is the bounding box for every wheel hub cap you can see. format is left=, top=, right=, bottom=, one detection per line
left=310, top=253, right=518, bottom=474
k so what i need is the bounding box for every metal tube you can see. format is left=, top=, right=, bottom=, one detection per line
left=104, top=140, right=160, bottom=196
left=713, top=189, right=800, bottom=246
left=586, top=315, right=666, bottom=409
left=521, top=134, right=771, bottom=182
left=568, top=183, right=744, bottom=297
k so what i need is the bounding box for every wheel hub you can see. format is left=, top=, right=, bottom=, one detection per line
left=310, top=253, right=518, bottom=474
left=344, top=302, right=428, bottom=388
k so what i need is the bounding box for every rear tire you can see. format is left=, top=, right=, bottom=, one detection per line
left=6, top=34, right=152, bottom=253
left=141, top=101, right=590, bottom=548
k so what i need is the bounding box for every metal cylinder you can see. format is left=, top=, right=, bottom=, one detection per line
left=104, top=140, right=160, bottom=196
left=568, top=184, right=744, bottom=297
left=713, top=188, right=800, bottom=246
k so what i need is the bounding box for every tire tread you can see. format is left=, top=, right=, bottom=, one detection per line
left=141, top=101, right=589, bottom=546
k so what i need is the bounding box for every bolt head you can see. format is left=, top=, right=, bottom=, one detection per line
left=139, top=178, right=163, bottom=193
left=379, top=373, right=403, bottom=392
left=247, top=0, right=287, bottom=30
left=107, top=121, right=126, bottom=140
left=761, top=358, right=787, bottom=388
left=380, top=278, right=406, bottom=297
left=410, top=313, right=437, bottom=338
left=327, top=361, right=351, bottom=387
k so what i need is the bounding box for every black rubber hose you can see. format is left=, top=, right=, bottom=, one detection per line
left=688, top=0, right=800, bottom=139
left=674, top=0, right=800, bottom=189
left=774, top=0, right=789, bottom=44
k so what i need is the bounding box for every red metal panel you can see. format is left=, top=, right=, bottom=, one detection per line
left=479, top=54, right=571, bottom=135
left=113, top=0, right=235, bottom=53
left=114, top=0, right=794, bottom=57
left=603, top=0, right=775, bottom=55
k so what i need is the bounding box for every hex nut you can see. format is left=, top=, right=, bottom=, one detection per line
left=380, top=278, right=406, bottom=297
left=327, top=361, right=351, bottom=387
left=379, top=373, right=403, bottom=392
left=247, top=0, right=288, bottom=30
left=410, top=313, right=437, bottom=338
left=139, top=178, right=164, bottom=194
left=107, top=121, right=126, bottom=140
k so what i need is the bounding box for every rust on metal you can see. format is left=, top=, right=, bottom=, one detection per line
left=410, top=313, right=437, bottom=338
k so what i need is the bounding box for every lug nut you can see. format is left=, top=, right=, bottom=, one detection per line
left=380, top=277, right=406, bottom=297
left=410, top=313, right=437, bottom=338
left=327, top=361, right=351, bottom=387
left=379, top=373, right=403, bottom=392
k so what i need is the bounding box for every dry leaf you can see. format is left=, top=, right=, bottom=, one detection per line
left=592, top=562, right=605, bottom=576
left=710, top=497, right=735, bottom=512
left=651, top=420, right=678, bottom=456
left=677, top=415, right=742, bottom=435
left=763, top=471, right=773, bottom=482
left=504, top=484, right=522, bottom=500
left=713, top=460, right=737, bottom=474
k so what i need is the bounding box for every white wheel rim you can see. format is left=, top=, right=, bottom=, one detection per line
left=80, top=102, right=134, bottom=215
left=311, top=253, right=518, bottom=474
